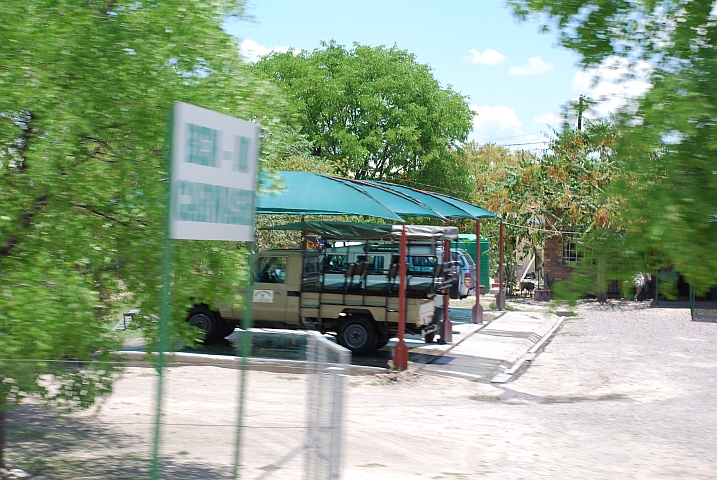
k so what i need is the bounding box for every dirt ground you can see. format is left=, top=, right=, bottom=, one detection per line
left=6, top=300, right=717, bottom=479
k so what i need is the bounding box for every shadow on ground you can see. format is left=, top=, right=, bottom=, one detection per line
left=6, top=405, right=231, bottom=479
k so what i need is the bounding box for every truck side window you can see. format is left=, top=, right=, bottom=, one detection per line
left=371, top=255, right=384, bottom=273
left=322, top=254, right=347, bottom=273
left=304, top=256, right=319, bottom=274
left=257, top=256, right=288, bottom=283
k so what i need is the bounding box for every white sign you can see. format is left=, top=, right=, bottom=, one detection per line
left=170, top=102, right=259, bottom=241
left=253, top=289, right=275, bottom=303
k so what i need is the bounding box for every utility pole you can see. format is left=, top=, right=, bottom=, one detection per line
left=577, top=94, right=585, bottom=131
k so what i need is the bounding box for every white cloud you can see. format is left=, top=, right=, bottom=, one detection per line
left=463, top=48, right=505, bottom=65
left=469, top=105, right=523, bottom=143
left=508, top=56, right=554, bottom=76
left=239, top=38, right=300, bottom=63
left=533, top=111, right=563, bottom=128
left=571, top=55, right=652, bottom=117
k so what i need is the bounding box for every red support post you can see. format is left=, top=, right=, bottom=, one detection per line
left=441, top=230, right=453, bottom=344
left=498, top=221, right=506, bottom=310
left=472, top=219, right=483, bottom=323
left=392, top=223, right=409, bottom=370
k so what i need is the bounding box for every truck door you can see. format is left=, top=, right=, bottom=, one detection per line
left=253, top=255, right=289, bottom=322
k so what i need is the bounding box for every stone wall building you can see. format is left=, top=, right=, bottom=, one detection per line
left=542, top=235, right=575, bottom=285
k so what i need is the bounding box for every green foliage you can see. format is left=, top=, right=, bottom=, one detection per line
left=463, top=122, right=621, bottom=295
left=450, top=143, right=530, bottom=278
left=456, top=123, right=620, bottom=284
left=504, top=120, right=621, bottom=236
left=508, top=0, right=717, bottom=293
left=253, top=41, right=474, bottom=181
left=0, top=0, right=291, bottom=459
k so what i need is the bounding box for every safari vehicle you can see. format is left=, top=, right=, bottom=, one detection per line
left=322, top=243, right=475, bottom=299
left=186, top=222, right=458, bottom=354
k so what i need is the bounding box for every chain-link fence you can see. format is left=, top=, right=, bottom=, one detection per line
left=254, top=332, right=350, bottom=480
left=304, top=332, right=350, bottom=480
left=1, top=327, right=351, bottom=480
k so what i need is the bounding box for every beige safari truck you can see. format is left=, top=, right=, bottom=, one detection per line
left=186, top=222, right=459, bottom=354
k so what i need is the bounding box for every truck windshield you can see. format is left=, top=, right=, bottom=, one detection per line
left=256, top=256, right=288, bottom=283
left=408, top=256, right=436, bottom=274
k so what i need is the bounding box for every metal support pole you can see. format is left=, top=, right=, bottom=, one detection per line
left=655, top=258, right=659, bottom=305
left=497, top=221, right=506, bottom=310
left=232, top=244, right=255, bottom=480
left=393, top=223, right=409, bottom=370
left=472, top=219, right=483, bottom=323
left=442, top=222, right=452, bottom=344
left=690, top=283, right=695, bottom=320
left=150, top=106, right=174, bottom=480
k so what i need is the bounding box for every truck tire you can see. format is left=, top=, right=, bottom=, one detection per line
left=374, top=325, right=392, bottom=350
left=337, top=315, right=377, bottom=355
left=449, top=280, right=460, bottom=299
left=187, top=306, right=218, bottom=341
left=218, top=322, right=238, bottom=338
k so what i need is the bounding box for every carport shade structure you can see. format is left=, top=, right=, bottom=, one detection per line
left=361, top=181, right=499, bottom=336
left=254, top=172, right=498, bottom=368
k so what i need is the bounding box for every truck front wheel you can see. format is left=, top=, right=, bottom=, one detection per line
left=187, top=306, right=218, bottom=341
left=218, top=322, right=238, bottom=338
left=337, top=316, right=377, bottom=355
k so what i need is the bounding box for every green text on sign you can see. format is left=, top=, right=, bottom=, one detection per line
left=172, top=180, right=255, bottom=225
left=187, top=123, right=251, bottom=172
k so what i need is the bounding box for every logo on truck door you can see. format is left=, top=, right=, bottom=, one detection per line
left=253, top=289, right=274, bottom=303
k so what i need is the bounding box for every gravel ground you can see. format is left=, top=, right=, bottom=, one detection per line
left=5, top=299, right=717, bottom=479
left=491, top=300, right=717, bottom=479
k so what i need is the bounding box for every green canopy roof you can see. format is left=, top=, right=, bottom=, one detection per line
left=364, top=181, right=475, bottom=219
left=257, top=172, right=404, bottom=222
left=256, top=171, right=497, bottom=222
left=263, top=221, right=459, bottom=241
left=330, top=178, right=445, bottom=220
left=431, top=192, right=497, bottom=219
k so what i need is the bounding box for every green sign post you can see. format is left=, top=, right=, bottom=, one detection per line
left=150, top=103, right=259, bottom=479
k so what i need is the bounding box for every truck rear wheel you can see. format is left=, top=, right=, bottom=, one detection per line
left=337, top=316, right=377, bottom=355
left=374, top=326, right=392, bottom=350
left=187, top=306, right=218, bottom=341
left=449, top=280, right=460, bottom=299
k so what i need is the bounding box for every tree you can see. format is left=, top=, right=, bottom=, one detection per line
left=447, top=143, right=530, bottom=283
left=0, top=0, right=288, bottom=468
left=498, top=121, right=621, bottom=236
left=253, top=41, right=474, bottom=182
left=455, top=123, right=621, bottom=295
left=508, top=0, right=717, bottom=292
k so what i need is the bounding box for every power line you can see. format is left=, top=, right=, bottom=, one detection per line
left=494, top=141, right=549, bottom=147
left=502, top=221, right=587, bottom=235
left=388, top=178, right=473, bottom=198
left=483, top=132, right=544, bottom=142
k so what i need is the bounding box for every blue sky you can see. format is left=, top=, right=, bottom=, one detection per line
left=226, top=1, right=649, bottom=153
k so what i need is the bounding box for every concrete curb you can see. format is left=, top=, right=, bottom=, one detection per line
left=116, top=309, right=509, bottom=377
left=490, top=315, right=566, bottom=383
left=116, top=350, right=386, bottom=376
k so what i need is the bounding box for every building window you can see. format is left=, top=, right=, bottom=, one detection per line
left=562, top=242, right=580, bottom=265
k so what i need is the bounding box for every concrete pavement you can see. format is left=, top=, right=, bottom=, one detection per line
left=405, top=308, right=565, bottom=382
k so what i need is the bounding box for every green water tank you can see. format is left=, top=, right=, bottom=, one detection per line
left=454, top=234, right=490, bottom=289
